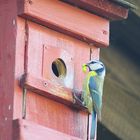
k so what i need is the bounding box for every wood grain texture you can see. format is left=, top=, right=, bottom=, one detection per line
left=13, top=119, right=82, bottom=140
left=25, top=91, right=88, bottom=139
left=62, top=0, right=129, bottom=20
left=20, top=73, right=87, bottom=110
left=17, top=0, right=109, bottom=47
left=21, top=74, right=74, bottom=105
left=0, top=1, right=17, bottom=140
left=13, top=17, right=26, bottom=119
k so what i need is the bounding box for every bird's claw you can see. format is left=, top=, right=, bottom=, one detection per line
left=72, top=89, right=84, bottom=105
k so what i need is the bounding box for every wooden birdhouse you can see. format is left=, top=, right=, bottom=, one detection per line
left=0, top=0, right=130, bottom=140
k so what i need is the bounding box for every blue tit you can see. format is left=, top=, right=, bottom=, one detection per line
left=82, top=59, right=106, bottom=140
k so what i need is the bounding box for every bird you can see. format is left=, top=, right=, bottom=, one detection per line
left=81, top=59, right=106, bottom=140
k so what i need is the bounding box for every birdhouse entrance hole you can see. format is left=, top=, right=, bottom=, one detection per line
left=51, top=58, right=67, bottom=78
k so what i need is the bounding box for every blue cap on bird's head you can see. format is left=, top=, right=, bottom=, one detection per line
left=82, top=60, right=105, bottom=76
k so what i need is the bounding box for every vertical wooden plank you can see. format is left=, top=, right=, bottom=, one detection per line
left=26, top=91, right=88, bottom=139
left=90, top=47, right=100, bottom=60
left=13, top=17, right=26, bottom=119
left=0, top=1, right=17, bottom=140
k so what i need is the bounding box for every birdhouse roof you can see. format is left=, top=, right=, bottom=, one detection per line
left=63, top=0, right=135, bottom=20
left=111, top=0, right=136, bottom=9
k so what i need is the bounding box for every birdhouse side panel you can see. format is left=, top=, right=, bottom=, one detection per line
left=0, top=1, right=19, bottom=139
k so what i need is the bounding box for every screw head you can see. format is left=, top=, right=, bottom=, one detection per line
left=44, top=82, right=48, bottom=87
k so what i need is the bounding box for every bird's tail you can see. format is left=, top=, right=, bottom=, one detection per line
left=90, top=110, right=97, bottom=140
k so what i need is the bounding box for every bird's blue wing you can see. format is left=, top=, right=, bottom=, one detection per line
left=89, top=76, right=102, bottom=120
left=89, top=76, right=97, bottom=91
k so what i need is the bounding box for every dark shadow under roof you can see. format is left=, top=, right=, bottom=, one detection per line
left=100, top=1, right=140, bottom=139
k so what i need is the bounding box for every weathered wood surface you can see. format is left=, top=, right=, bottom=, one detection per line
left=25, top=91, right=88, bottom=139
left=13, top=119, right=82, bottom=140
left=20, top=73, right=88, bottom=110
left=13, top=18, right=26, bottom=119
left=0, top=1, right=17, bottom=140
left=20, top=74, right=74, bottom=105
left=18, top=0, right=109, bottom=47
left=62, top=0, right=129, bottom=20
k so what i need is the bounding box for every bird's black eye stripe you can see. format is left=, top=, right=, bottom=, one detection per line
left=91, top=61, right=96, bottom=64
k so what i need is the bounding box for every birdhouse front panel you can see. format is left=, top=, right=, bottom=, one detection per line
left=23, top=21, right=92, bottom=139
left=12, top=0, right=112, bottom=140
left=14, top=19, right=103, bottom=139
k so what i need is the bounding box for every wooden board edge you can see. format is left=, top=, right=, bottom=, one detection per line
left=19, top=74, right=88, bottom=111
left=13, top=119, right=82, bottom=140
left=61, top=0, right=129, bottom=20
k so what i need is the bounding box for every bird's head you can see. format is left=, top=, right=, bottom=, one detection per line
left=82, top=60, right=105, bottom=77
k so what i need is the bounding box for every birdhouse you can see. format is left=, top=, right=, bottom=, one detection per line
left=0, top=0, right=130, bottom=140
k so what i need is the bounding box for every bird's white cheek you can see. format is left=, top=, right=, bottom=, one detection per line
left=91, top=64, right=102, bottom=70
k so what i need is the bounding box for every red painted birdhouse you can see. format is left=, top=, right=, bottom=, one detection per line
left=0, top=0, right=129, bottom=140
